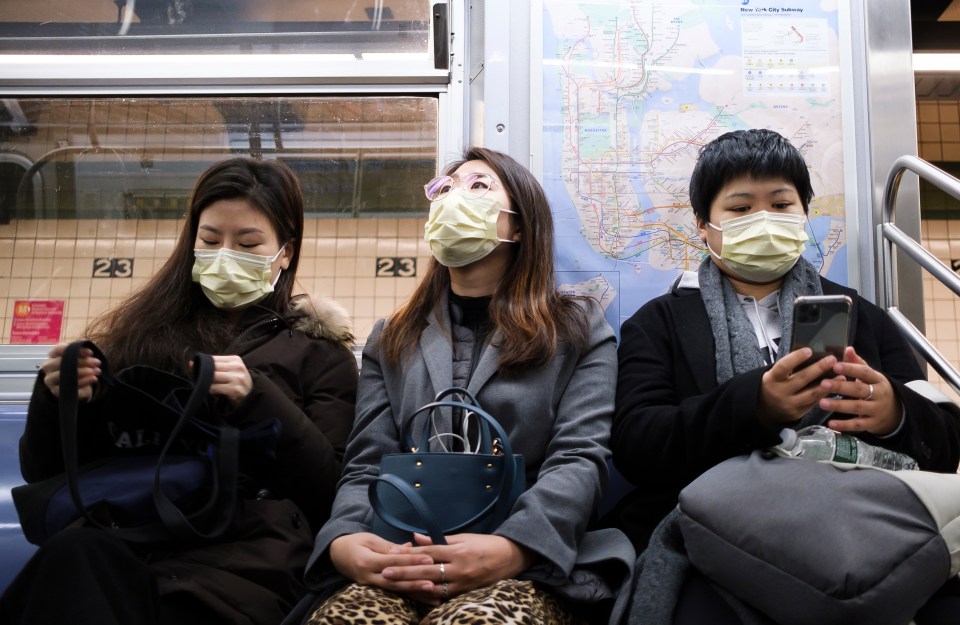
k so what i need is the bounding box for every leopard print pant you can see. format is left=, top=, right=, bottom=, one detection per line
left=305, top=579, right=575, bottom=625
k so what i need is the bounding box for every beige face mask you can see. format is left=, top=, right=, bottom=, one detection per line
left=191, top=246, right=284, bottom=309
left=423, top=188, right=517, bottom=268
left=707, top=211, right=808, bottom=282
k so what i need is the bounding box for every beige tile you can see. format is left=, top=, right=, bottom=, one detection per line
left=313, top=257, right=337, bottom=278
left=57, top=220, right=79, bottom=238
left=943, top=143, right=960, bottom=161
left=156, top=220, right=181, bottom=238
left=35, top=221, right=58, bottom=237
left=333, top=278, right=355, bottom=297
left=918, top=101, right=939, bottom=123
left=0, top=239, right=13, bottom=257
left=336, top=238, right=357, bottom=256
left=10, top=258, right=32, bottom=278
left=314, top=277, right=335, bottom=296
left=355, top=277, right=379, bottom=297
left=316, top=219, right=338, bottom=236
left=357, top=219, right=378, bottom=237
left=110, top=280, right=134, bottom=297
left=374, top=298, right=396, bottom=317
left=937, top=321, right=958, bottom=341
left=302, top=219, right=318, bottom=238
left=13, top=239, right=36, bottom=258
left=15, top=220, right=38, bottom=238
left=355, top=297, right=375, bottom=318
left=921, top=144, right=943, bottom=161
left=395, top=277, right=418, bottom=298
left=397, top=218, right=419, bottom=238
left=0, top=257, right=11, bottom=277
left=0, top=223, right=16, bottom=238
left=53, top=239, right=78, bottom=258
left=137, top=220, right=158, bottom=238
left=94, top=239, right=118, bottom=256
left=334, top=257, right=356, bottom=277
left=72, top=239, right=94, bottom=259
left=89, top=280, right=112, bottom=297
left=155, top=240, right=176, bottom=259
left=376, top=238, right=398, bottom=256
left=356, top=237, right=378, bottom=255
left=28, top=278, right=51, bottom=297
left=33, top=239, right=57, bottom=259
left=70, top=279, right=92, bottom=298
left=943, top=124, right=960, bottom=143
left=920, top=122, right=941, bottom=142
left=378, top=218, right=399, bottom=237
left=77, top=220, right=99, bottom=238
left=68, top=298, right=90, bottom=318
left=134, top=240, right=156, bottom=257
left=88, top=298, right=112, bottom=318
left=926, top=220, right=949, bottom=239
left=940, top=102, right=960, bottom=123
left=8, top=278, right=30, bottom=297
left=337, top=218, right=359, bottom=238
left=117, top=220, right=138, bottom=238
left=355, top=318, right=376, bottom=343
left=317, top=238, right=337, bottom=257
left=397, top=239, right=419, bottom=257
left=63, top=319, right=86, bottom=342
left=97, top=219, right=119, bottom=239
left=356, top=256, right=376, bottom=277
left=31, top=258, right=54, bottom=277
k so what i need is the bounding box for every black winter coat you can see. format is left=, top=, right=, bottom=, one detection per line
left=19, top=294, right=359, bottom=625
left=609, top=276, right=960, bottom=550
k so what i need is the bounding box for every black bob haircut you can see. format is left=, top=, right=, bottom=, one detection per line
left=688, top=128, right=815, bottom=224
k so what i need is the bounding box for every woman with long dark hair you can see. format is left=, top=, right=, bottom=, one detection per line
left=1, top=157, right=358, bottom=625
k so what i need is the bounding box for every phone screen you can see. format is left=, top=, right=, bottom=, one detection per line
left=790, top=295, right=852, bottom=381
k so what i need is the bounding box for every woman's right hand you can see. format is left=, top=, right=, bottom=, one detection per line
left=329, top=532, right=436, bottom=596
left=41, top=343, right=101, bottom=401
left=758, top=347, right=836, bottom=424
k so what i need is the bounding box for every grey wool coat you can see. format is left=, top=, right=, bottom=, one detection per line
left=305, top=294, right=635, bottom=625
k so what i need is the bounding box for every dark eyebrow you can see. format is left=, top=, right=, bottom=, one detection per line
left=197, top=225, right=265, bottom=235
left=721, top=187, right=796, bottom=201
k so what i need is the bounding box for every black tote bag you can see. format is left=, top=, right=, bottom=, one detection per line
left=12, top=340, right=243, bottom=545
left=369, top=388, right=526, bottom=545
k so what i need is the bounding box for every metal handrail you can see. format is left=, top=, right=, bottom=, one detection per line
left=879, top=155, right=960, bottom=394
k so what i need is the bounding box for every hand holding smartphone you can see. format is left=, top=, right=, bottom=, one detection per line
left=789, top=295, right=852, bottom=383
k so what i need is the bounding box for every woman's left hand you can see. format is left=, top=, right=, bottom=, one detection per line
left=205, top=355, right=253, bottom=407
left=381, top=533, right=533, bottom=604
left=818, top=346, right=902, bottom=436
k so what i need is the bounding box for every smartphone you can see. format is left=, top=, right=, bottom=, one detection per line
left=789, top=294, right=852, bottom=382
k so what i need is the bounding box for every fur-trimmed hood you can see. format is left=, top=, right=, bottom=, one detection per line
left=289, top=294, right=354, bottom=347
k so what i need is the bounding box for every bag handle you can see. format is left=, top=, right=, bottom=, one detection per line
left=368, top=474, right=448, bottom=545
left=400, top=387, right=486, bottom=453
left=58, top=340, right=239, bottom=542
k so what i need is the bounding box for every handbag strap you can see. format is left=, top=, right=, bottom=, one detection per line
left=58, top=340, right=239, bottom=542
left=369, top=474, right=448, bottom=545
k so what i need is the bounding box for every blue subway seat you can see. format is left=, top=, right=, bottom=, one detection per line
left=0, top=404, right=36, bottom=595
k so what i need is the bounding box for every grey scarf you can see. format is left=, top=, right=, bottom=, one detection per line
left=698, top=256, right=825, bottom=426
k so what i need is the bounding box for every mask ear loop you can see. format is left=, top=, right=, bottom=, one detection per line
left=804, top=214, right=826, bottom=274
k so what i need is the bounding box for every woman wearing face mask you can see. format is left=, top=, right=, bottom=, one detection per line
left=608, top=129, right=960, bottom=624
left=0, top=158, right=359, bottom=625
left=300, top=147, right=635, bottom=625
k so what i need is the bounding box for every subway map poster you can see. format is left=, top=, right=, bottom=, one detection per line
left=541, top=0, right=847, bottom=336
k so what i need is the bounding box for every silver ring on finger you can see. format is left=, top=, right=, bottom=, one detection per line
left=438, top=562, right=445, bottom=584
left=865, top=383, right=875, bottom=401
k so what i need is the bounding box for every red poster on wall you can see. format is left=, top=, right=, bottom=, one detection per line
left=10, top=300, right=64, bottom=344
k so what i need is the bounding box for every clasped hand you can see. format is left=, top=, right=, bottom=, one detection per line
left=330, top=532, right=531, bottom=606
left=759, top=346, right=900, bottom=436
left=43, top=344, right=252, bottom=407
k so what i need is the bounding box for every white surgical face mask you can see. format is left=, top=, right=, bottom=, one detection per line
left=192, top=246, right=284, bottom=310
left=707, top=211, right=807, bottom=282
left=423, top=188, right=517, bottom=268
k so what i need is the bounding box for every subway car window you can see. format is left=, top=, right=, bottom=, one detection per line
left=0, top=0, right=430, bottom=55
left=0, top=95, right=438, bottom=345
